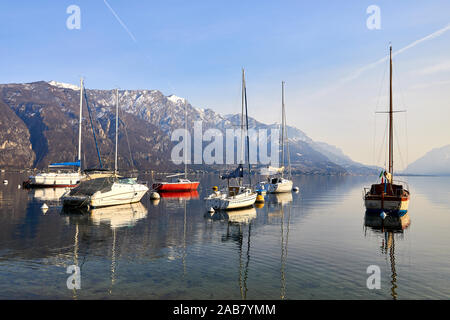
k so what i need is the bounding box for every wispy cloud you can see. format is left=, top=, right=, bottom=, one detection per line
left=341, top=23, right=450, bottom=84
left=410, top=79, right=450, bottom=89
left=415, top=60, right=450, bottom=75
left=304, top=23, right=450, bottom=101
left=103, top=0, right=137, bottom=43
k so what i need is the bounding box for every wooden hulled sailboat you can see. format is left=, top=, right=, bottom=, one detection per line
left=364, top=46, right=410, bottom=216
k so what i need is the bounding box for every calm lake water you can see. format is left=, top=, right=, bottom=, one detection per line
left=0, top=172, right=449, bottom=300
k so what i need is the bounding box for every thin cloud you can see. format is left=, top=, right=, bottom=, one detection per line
left=103, top=0, right=137, bottom=43
left=305, top=23, right=450, bottom=101
left=342, top=23, right=450, bottom=84
left=415, top=60, right=450, bottom=75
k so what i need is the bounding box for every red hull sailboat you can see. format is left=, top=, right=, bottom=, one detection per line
left=152, top=174, right=199, bottom=192
left=152, top=97, right=199, bottom=193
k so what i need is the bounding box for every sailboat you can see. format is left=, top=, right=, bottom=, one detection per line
left=61, top=89, right=148, bottom=209
left=152, top=99, right=199, bottom=192
left=24, top=78, right=86, bottom=188
left=364, top=45, right=410, bottom=216
left=258, top=81, right=293, bottom=193
left=204, top=69, right=257, bottom=210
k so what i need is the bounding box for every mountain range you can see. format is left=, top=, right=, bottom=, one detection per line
left=0, top=80, right=377, bottom=175
left=403, top=144, right=450, bottom=176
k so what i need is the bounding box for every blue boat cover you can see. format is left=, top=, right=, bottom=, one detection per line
left=49, top=160, right=81, bottom=167
left=221, top=164, right=244, bottom=180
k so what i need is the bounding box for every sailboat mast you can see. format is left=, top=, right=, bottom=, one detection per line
left=240, top=68, right=245, bottom=165
left=239, top=68, right=245, bottom=187
left=243, top=70, right=251, bottom=186
left=78, top=78, right=83, bottom=173
left=115, top=88, right=119, bottom=174
left=389, top=45, right=394, bottom=178
left=185, top=102, right=187, bottom=179
left=281, top=81, right=285, bottom=175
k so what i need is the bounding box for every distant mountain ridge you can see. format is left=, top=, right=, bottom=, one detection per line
left=403, top=145, right=450, bottom=175
left=0, top=80, right=376, bottom=175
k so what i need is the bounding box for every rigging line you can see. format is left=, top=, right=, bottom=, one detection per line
left=373, top=61, right=388, bottom=165
left=394, top=121, right=406, bottom=172
left=83, top=91, right=103, bottom=168
left=376, top=115, right=389, bottom=168
left=118, top=106, right=135, bottom=170
left=405, top=112, right=409, bottom=176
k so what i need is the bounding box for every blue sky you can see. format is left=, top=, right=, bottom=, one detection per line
left=1, top=0, right=450, bottom=167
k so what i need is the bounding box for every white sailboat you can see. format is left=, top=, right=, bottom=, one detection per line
left=61, top=89, right=148, bottom=209
left=24, top=78, right=86, bottom=188
left=258, top=81, right=293, bottom=193
left=205, top=69, right=257, bottom=210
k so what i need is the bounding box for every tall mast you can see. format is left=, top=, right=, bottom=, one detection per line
left=78, top=78, right=83, bottom=173
left=115, top=89, right=119, bottom=175
left=388, top=45, right=393, bottom=179
left=240, top=68, right=245, bottom=165
left=281, top=81, right=285, bottom=174
left=243, top=70, right=251, bottom=186
left=283, top=81, right=292, bottom=179
left=185, top=101, right=187, bottom=179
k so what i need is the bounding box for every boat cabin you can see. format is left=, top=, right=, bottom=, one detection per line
left=368, top=183, right=409, bottom=197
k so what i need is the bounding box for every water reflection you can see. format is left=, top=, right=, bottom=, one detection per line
left=207, top=207, right=257, bottom=224
left=364, top=211, right=411, bottom=300
left=30, top=187, right=69, bottom=202
left=159, top=191, right=199, bottom=200
left=2, top=172, right=450, bottom=299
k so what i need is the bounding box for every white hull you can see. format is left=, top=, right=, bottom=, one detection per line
left=29, top=172, right=84, bottom=186
left=206, top=191, right=257, bottom=210
left=62, top=182, right=148, bottom=208
left=260, top=179, right=293, bottom=193
left=364, top=199, right=409, bottom=213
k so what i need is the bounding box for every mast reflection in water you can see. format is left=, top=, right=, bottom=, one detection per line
left=364, top=211, right=411, bottom=300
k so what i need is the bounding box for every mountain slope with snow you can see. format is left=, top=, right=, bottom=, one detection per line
left=0, top=80, right=375, bottom=174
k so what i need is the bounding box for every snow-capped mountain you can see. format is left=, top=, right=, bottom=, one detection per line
left=0, top=80, right=375, bottom=174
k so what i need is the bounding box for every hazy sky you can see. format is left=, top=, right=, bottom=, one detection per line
left=1, top=0, right=449, bottom=168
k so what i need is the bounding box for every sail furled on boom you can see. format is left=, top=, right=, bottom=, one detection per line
left=221, top=164, right=244, bottom=180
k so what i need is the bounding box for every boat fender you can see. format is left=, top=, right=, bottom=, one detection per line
left=150, top=192, right=160, bottom=200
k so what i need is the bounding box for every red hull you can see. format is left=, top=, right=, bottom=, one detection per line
left=152, top=181, right=199, bottom=192
left=159, top=191, right=199, bottom=199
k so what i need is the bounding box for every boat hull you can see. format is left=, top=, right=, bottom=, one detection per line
left=259, top=179, right=293, bottom=193
left=152, top=181, right=199, bottom=192
left=364, top=198, right=409, bottom=216
left=25, top=173, right=83, bottom=188
left=206, top=192, right=257, bottom=210
left=62, top=184, right=148, bottom=208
